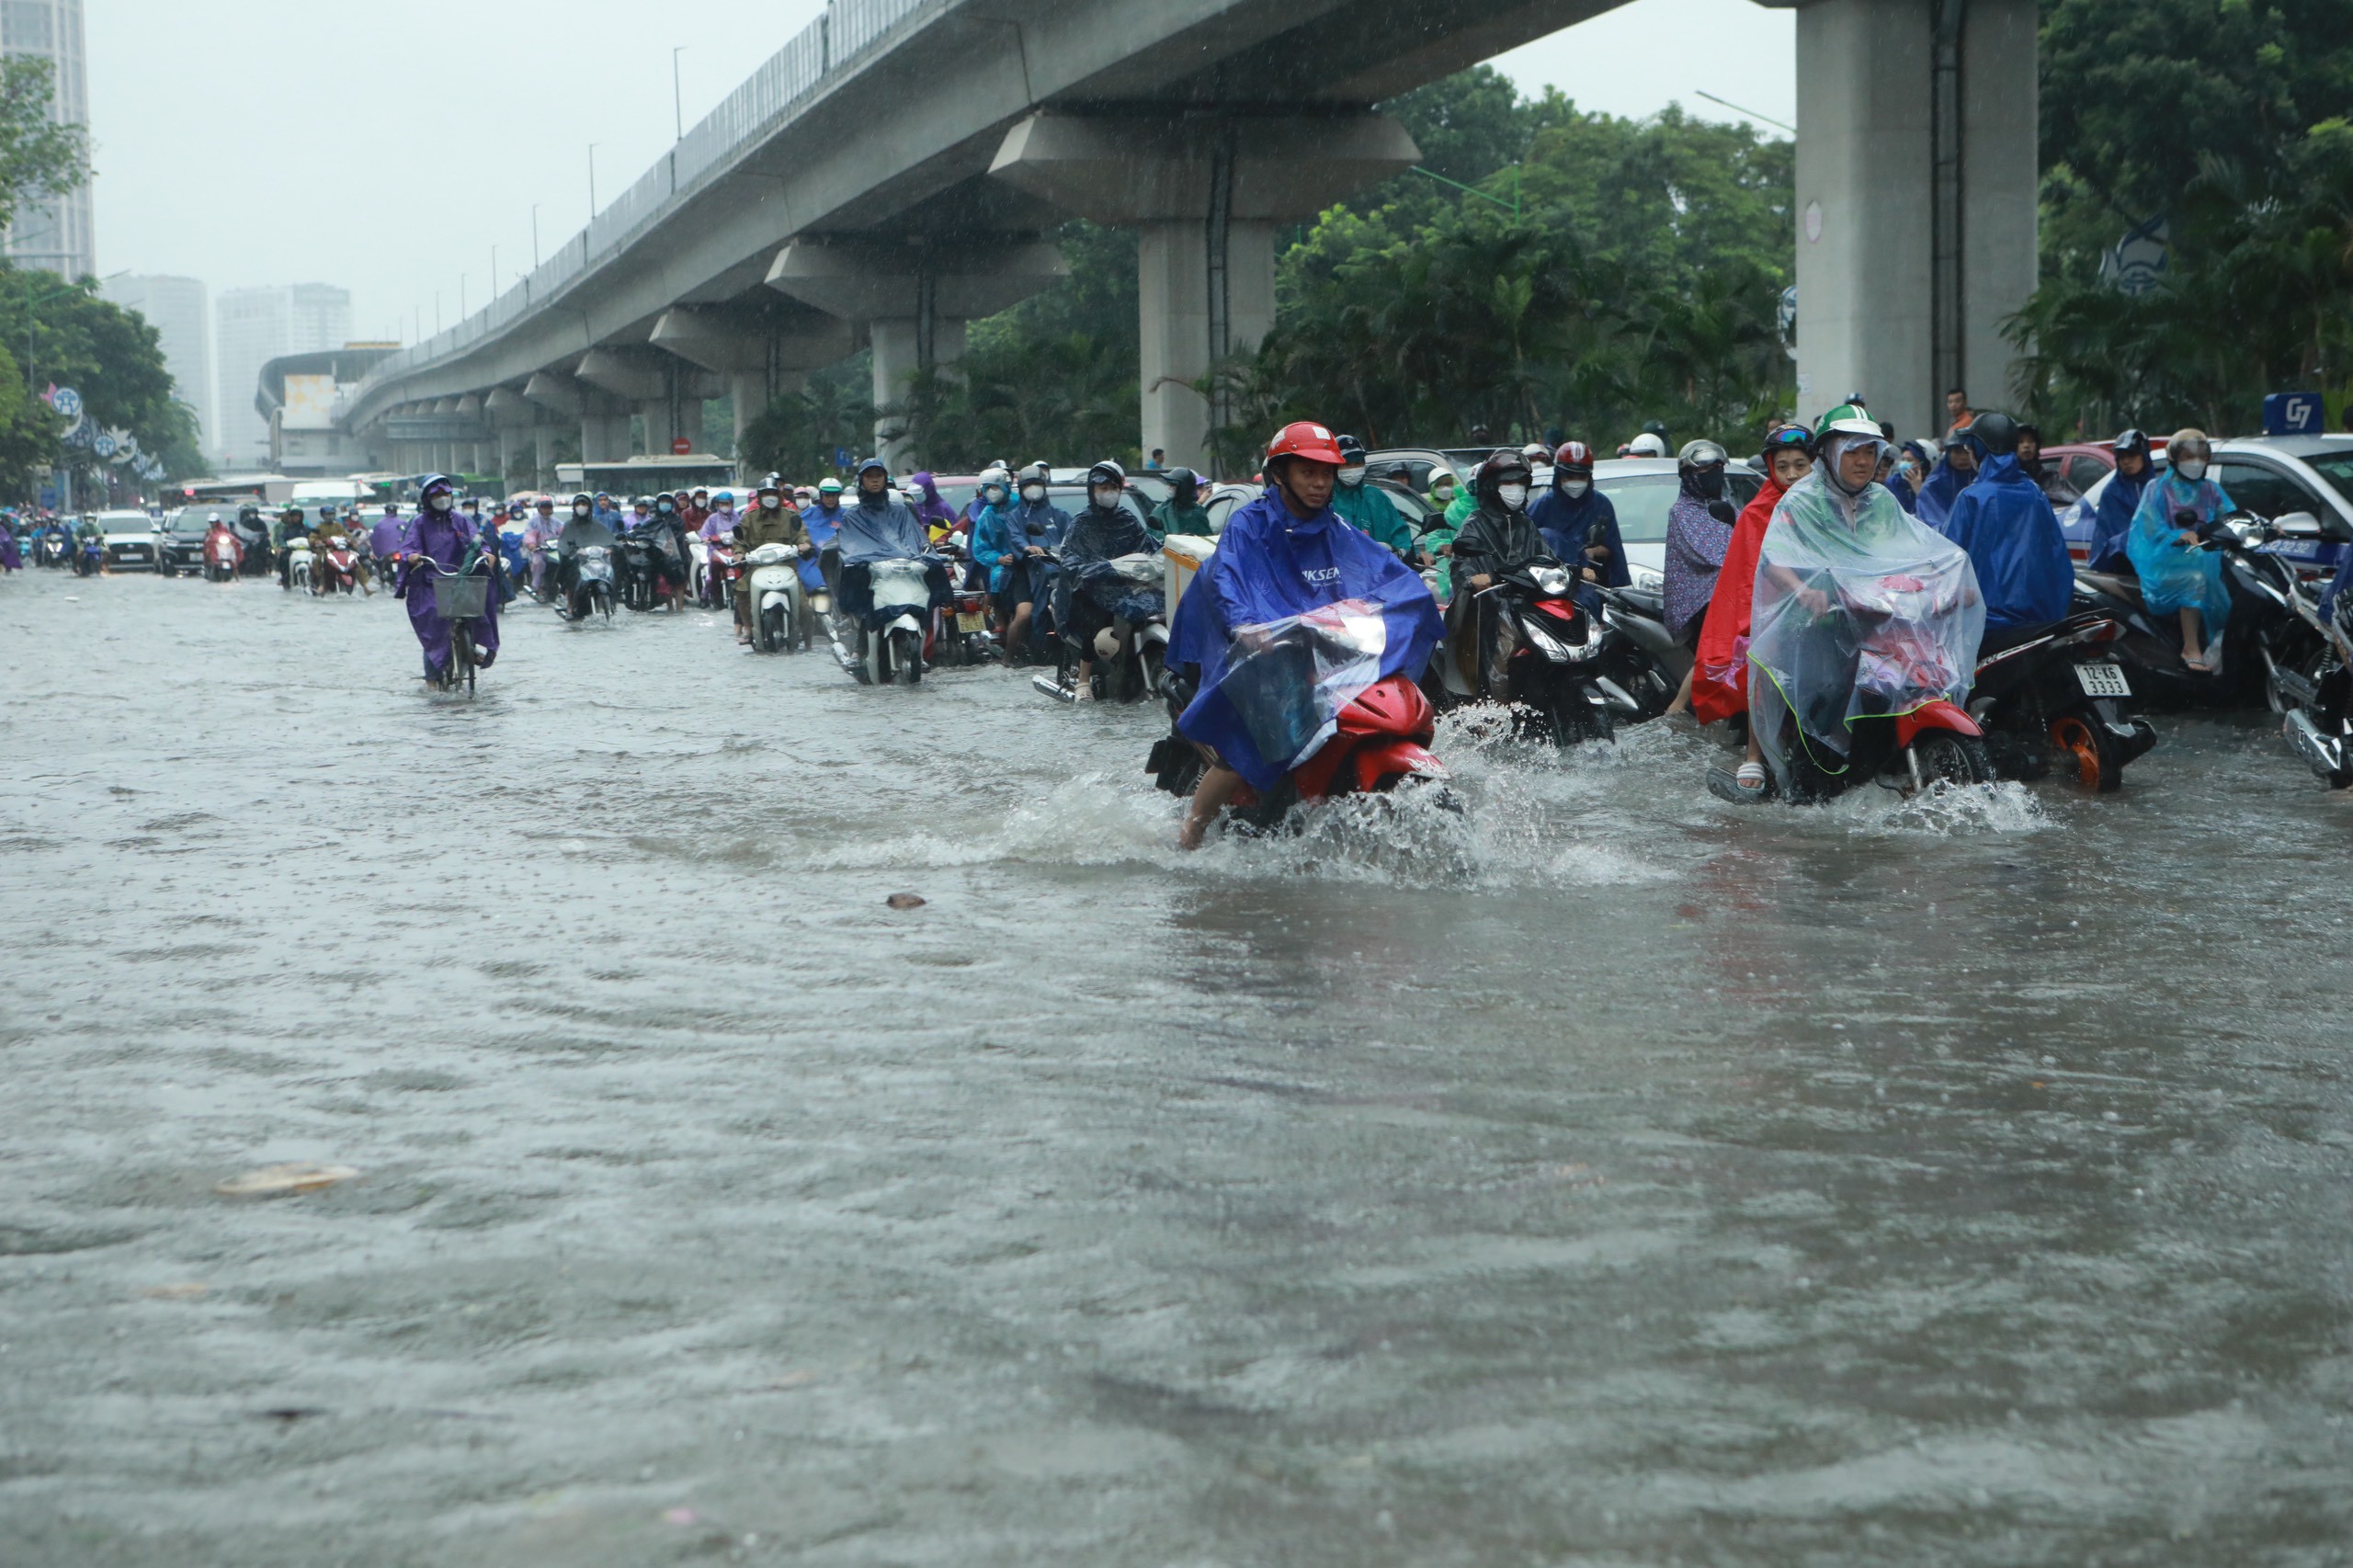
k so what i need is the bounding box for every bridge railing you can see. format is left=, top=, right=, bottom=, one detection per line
left=347, top=0, right=938, bottom=416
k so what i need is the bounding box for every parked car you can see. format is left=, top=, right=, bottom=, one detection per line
left=1592, top=458, right=1768, bottom=590
left=2063, top=435, right=2353, bottom=578
left=95, top=509, right=163, bottom=571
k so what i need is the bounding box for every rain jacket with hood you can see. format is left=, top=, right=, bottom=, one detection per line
left=1662, top=485, right=1738, bottom=644
left=908, top=472, right=960, bottom=540
left=1329, top=476, right=1415, bottom=555
left=1689, top=469, right=1793, bottom=725
left=1529, top=483, right=1628, bottom=590
left=1746, top=455, right=1984, bottom=789
left=1169, top=483, right=1441, bottom=792
left=1058, top=500, right=1162, bottom=635
left=974, top=489, right=1070, bottom=598
left=1914, top=448, right=1972, bottom=527
left=1930, top=452, right=2074, bottom=631
left=2088, top=467, right=2151, bottom=574
left=395, top=476, right=500, bottom=675
left=837, top=460, right=949, bottom=626
left=2127, top=469, right=2237, bottom=633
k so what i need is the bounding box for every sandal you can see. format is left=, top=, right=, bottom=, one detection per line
left=1734, top=761, right=1768, bottom=795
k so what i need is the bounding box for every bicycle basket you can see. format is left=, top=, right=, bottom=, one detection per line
left=433, top=571, right=489, bottom=619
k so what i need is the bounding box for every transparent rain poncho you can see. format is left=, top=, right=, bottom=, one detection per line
left=1194, top=598, right=1390, bottom=789
left=1747, top=470, right=1984, bottom=785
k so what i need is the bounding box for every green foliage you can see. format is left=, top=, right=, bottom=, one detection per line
left=0, top=267, right=204, bottom=498
left=0, top=56, right=88, bottom=245
left=2018, top=0, right=2353, bottom=431
left=737, top=356, right=877, bottom=480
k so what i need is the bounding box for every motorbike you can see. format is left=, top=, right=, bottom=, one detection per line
left=2073, top=509, right=2319, bottom=710
left=282, top=534, right=316, bottom=595
left=1967, top=613, right=2158, bottom=791
left=1594, top=585, right=1688, bottom=724
left=617, top=528, right=665, bottom=611
left=1711, top=570, right=1997, bottom=803
left=317, top=535, right=360, bottom=596
left=37, top=531, right=68, bottom=569
left=742, top=541, right=811, bottom=653
left=1034, top=552, right=1168, bottom=703
left=203, top=534, right=241, bottom=583
left=1450, top=562, right=1620, bottom=744
left=2253, top=521, right=2353, bottom=788
left=563, top=545, right=617, bottom=621
left=928, top=540, right=996, bottom=669
left=525, top=535, right=560, bottom=601
left=73, top=534, right=103, bottom=576
left=1147, top=670, right=1449, bottom=833
left=845, top=555, right=937, bottom=687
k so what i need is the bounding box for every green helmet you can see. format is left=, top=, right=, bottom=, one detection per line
left=1814, top=403, right=1882, bottom=442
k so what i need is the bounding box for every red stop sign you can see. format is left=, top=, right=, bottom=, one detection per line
left=670, top=436, right=692, bottom=455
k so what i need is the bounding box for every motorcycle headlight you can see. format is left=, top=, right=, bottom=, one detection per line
left=1630, top=565, right=1665, bottom=592
left=1531, top=566, right=1574, bottom=597
left=1521, top=621, right=1571, bottom=663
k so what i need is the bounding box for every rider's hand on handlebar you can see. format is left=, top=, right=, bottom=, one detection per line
left=1797, top=586, right=1832, bottom=616
left=1468, top=573, right=1494, bottom=590
left=1026, top=545, right=1045, bottom=558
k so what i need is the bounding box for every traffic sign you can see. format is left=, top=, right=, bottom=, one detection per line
left=670, top=436, right=692, bottom=455
left=833, top=447, right=853, bottom=468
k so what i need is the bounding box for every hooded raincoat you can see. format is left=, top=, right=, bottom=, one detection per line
left=2088, top=468, right=2151, bottom=574
left=1058, top=502, right=1162, bottom=634
left=1529, top=484, right=1629, bottom=590
left=908, top=472, right=960, bottom=540
left=2127, top=471, right=2236, bottom=631
left=1169, top=487, right=1441, bottom=792
left=1914, top=449, right=1972, bottom=527
left=974, top=494, right=1070, bottom=600
left=1747, top=469, right=1984, bottom=787
left=396, top=489, right=500, bottom=676
left=1690, top=471, right=1792, bottom=725
left=1662, top=490, right=1738, bottom=643
left=1930, top=452, right=2074, bottom=631
left=1330, top=478, right=1415, bottom=555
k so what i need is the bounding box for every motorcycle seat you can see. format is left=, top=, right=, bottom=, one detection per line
left=2075, top=571, right=2143, bottom=609
left=1978, top=620, right=2063, bottom=657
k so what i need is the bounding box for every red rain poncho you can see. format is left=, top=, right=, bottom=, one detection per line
left=1689, top=471, right=1789, bottom=724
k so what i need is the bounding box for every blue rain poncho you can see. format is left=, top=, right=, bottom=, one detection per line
left=1529, top=486, right=1630, bottom=588
left=2087, top=469, right=2150, bottom=574
left=1747, top=468, right=1984, bottom=787
left=2126, top=471, right=2236, bottom=631
left=835, top=491, right=929, bottom=565
left=972, top=497, right=1068, bottom=595
left=1169, top=487, right=1442, bottom=791
left=1930, top=453, right=2074, bottom=631
left=1915, top=449, right=1972, bottom=528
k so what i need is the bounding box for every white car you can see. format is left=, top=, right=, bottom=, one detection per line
left=1590, top=458, right=1768, bottom=591
left=96, top=509, right=164, bottom=571
left=2066, top=434, right=2353, bottom=580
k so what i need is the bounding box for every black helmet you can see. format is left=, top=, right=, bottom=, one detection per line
left=1677, top=438, right=1728, bottom=474
left=2111, top=426, right=2150, bottom=460
left=1964, top=411, right=2018, bottom=460
left=1336, top=434, right=1368, bottom=465
left=1165, top=465, right=1198, bottom=492
left=1474, top=448, right=1532, bottom=507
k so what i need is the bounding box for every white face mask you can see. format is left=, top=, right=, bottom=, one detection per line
left=427, top=494, right=452, bottom=514
left=1337, top=465, right=1367, bottom=487
left=1091, top=486, right=1122, bottom=510
left=2176, top=458, right=2207, bottom=482
left=1497, top=483, right=1529, bottom=510
left=1020, top=483, right=1046, bottom=503
left=1562, top=479, right=1590, bottom=498
left=573, top=505, right=590, bottom=518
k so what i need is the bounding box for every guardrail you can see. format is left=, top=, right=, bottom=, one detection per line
left=336, top=0, right=940, bottom=421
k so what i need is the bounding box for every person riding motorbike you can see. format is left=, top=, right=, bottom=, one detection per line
left=2128, top=427, right=2237, bottom=672
left=1447, top=449, right=1563, bottom=693
left=979, top=460, right=1071, bottom=665
left=631, top=493, right=691, bottom=609
left=202, top=512, right=244, bottom=576
left=1660, top=439, right=1738, bottom=715
left=730, top=483, right=812, bottom=643
left=1925, top=410, right=2073, bottom=639
left=1693, top=423, right=1815, bottom=779
left=521, top=497, right=560, bottom=597
left=1057, top=460, right=1163, bottom=699
left=1328, top=435, right=1417, bottom=558
left=1166, top=420, right=1442, bottom=848
left=2086, top=428, right=2153, bottom=574
left=394, top=474, right=499, bottom=683
left=553, top=492, right=618, bottom=607
left=1914, top=436, right=1978, bottom=527
left=1743, top=405, right=1984, bottom=797
left=1152, top=467, right=1211, bottom=541
left=835, top=457, right=949, bottom=657
left=908, top=472, right=961, bottom=544
left=1427, top=469, right=1462, bottom=520
left=276, top=506, right=308, bottom=587
left=695, top=491, right=740, bottom=607
left=1528, top=440, right=1627, bottom=604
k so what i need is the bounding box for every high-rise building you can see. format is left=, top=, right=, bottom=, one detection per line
left=1, top=0, right=94, bottom=280
left=101, top=274, right=212, bottom=456
left=216, top=284, right=351, bottom=469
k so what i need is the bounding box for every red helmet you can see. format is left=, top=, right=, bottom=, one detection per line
left=1266, top=421, right=1347, bottom=467
left=1553, top=440, right=1595, bottom=477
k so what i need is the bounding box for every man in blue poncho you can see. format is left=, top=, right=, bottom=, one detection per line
left=1915, top=437, right=1977, bottom=528
left=835, top=457, right=949, bottom=653
left=975, top=461, right=1070, bottom=665
left=1528, top=440, right=1628, bottom=608
left=1168, top=421, right=1442, bottom=847
left=2086, top=428, right=2153, bottom=574
left=1925, top=410, right=2074, bottom=641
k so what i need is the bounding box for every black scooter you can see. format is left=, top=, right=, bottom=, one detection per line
left=2252, top=518, right=2353, bottom=788
left=1451, top=562, right=1617, bottom=744
left=1968, top=612, right=2158, bottom=791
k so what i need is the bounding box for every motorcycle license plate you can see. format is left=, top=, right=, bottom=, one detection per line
left=957, top=611, right=986, bottom=633
left=2075, top=662, right=2131, bottom=699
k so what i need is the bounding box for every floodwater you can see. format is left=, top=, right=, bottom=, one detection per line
left=4, top=568, right=2350, bottom=1567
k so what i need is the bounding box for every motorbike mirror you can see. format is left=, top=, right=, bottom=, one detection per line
left=2274, top=511, right=2324, bottom=540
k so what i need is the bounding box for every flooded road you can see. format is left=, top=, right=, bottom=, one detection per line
left=5, top=568, right=2350, bottom=1566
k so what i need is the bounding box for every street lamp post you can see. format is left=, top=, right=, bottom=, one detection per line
left=588, top=143, right=599, bottom=216
left=673, top=48, right=686, bottom=141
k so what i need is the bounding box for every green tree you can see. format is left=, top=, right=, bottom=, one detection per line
left=738, top=357, right=877, bottom=481
left=0, top=55, right=88, bottom=244
left=0, top=270, right=203, bottom=498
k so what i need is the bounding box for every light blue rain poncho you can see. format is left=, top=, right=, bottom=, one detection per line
left=2126, top=464, right=2236, bottom=636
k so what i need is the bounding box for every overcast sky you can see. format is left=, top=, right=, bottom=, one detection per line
left=85, top=0, right=1794, bottom=343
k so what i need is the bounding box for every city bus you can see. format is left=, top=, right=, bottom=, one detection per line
left=555, top=454, right=740, bottom=498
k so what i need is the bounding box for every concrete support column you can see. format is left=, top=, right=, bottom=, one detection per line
left=1790, top=0, right=2036, bottom=435
left=580, top=411, right=631, bottom=463
left=990, top=111, right=1416, bottom=474
left=534, top=425, right=556, bottom=490
left=640, top=401, right=677, bottom=456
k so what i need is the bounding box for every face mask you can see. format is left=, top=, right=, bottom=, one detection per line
left=573, top=505, right=590, bottom=518
left=1337, top=465, right=1367, bottom=487
left=2176, top=459, right=2207, bottom=482
left=1561, top=479, right=1590, bottom=499
left=1091, top=486, right=1122, bottom=510
left=983, top=486, right=1006, bottom=506
left=1020, top=483, right=1046, bottom=503
left=427, top=494, right=452, bottom=514
left=1691, top=469, right=1726, bottom=500
left=1497, top=483, right=1529, bottom=510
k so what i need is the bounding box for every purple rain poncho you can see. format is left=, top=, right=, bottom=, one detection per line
left=1662, top=493, right=1735, bottom=642
left=396, top=507, right=500, bottom=676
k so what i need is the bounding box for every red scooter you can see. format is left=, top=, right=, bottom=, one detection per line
left=318, top=534, right=361, bottom=596
left=1148, top=672, right=1449, bottom=829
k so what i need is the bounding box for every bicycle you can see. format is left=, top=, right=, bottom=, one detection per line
left=419, top=558, right=493, bottom=695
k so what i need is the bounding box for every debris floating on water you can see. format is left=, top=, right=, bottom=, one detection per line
left=141, top=1282, right=210, bottom=1301
left=885, top=892, right=926, bottom=910
left=214, top=1162, right=359, bottom=1197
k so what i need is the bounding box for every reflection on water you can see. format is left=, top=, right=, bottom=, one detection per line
left=2, top=572, right=2348, bottom=1565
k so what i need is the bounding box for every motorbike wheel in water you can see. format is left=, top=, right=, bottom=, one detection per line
left=1546, top=689, right=1614, bottom=746
left=2047, top=711, right=2125, bottom=792
left=890, top=628, right=924, bottom=687
left=759, top=603, right=785, bottom=653
left=1910, top=731, right=1997, bottom=789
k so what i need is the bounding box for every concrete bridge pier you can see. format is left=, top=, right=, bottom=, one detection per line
left=526, top=369, right=632, bottom=466
left=765, top=239, right=1068, bottom=469
left=650, top=306, right=858, bottom=462
left=990, top=111, right=1418, bottom=472
left=485, top=388, right=536, bottom=489
left=1776, top=0, right=2038, bottom=436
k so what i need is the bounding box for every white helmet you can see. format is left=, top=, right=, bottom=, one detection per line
left=1628, top=432, right=1669, bottom=458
